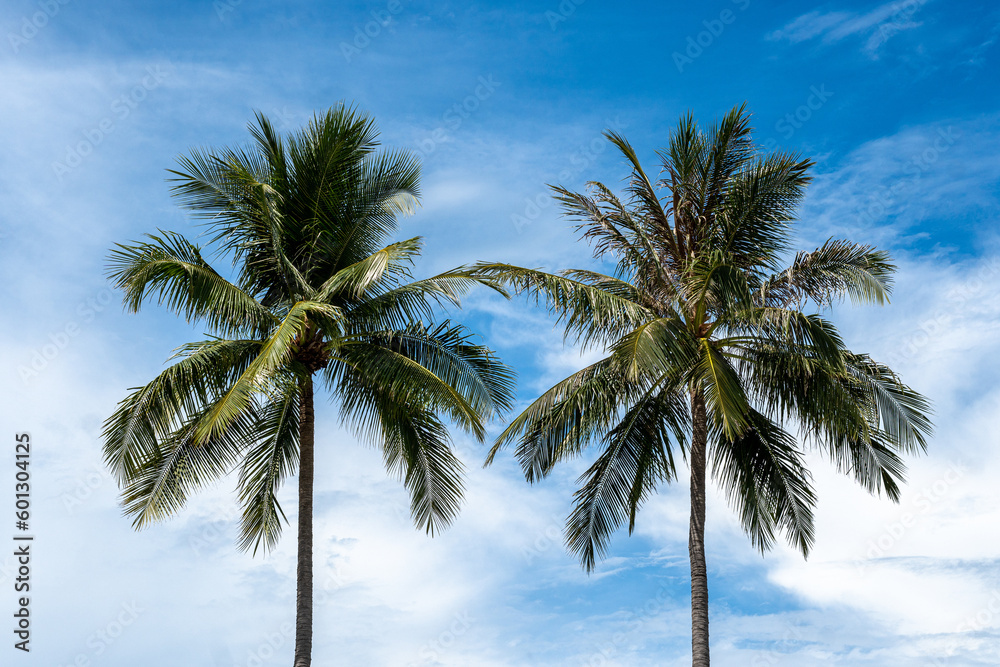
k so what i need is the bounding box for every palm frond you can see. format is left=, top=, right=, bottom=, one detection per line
left=237, top=378, right=300, bottom=554
left=718, top=150, right=813, bottom=272
left=609, top=316, right=696, bottom=382
left=488, top=358, right=632, bottom=481
left=335, top=368, right=465, bottom=534
left=344, top=269, right=510, bottom=331
left=194, top=300, right=341, bottom=444
left=120, top=401, right=259, bottom=528
left=102, top=338, right=262, bottom=483
left=847, top=354, right=932, bottom=454
left=107, top=232, right=277, bottom=337
left=333, top=326, right=514, bottom=441
left=316, top=237, right=423, bottom=302
left=566, top=387, right=688, bottom=571
left=695, top=339, right=751, bottom=440
left=384, top=407, right=465, bottom=535
left=470, top=263, right=653, bottom=348
left=763, top=239, right=895, bottom=308
left=711, top=410, right=816, bottom=556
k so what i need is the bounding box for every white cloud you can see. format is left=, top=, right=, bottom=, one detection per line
left=767, top=10, right=855, bottom=43
left=793, top=115, right=1000, bottom=248
left=768, top=1, right=931, bottom=56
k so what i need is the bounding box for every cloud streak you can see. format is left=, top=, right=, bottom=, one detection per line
left=768, top=0, right=931, bottom=56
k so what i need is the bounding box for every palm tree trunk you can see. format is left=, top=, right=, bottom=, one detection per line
left=293, top=374, right=315, bottom=667
left=689, top=389, right=710, bottom=666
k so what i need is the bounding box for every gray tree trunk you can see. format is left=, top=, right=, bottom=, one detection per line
left=689, top=390, right=710, bottom=666
left=293, top=374, right=315, bottom=667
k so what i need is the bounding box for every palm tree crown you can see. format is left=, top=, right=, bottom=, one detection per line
left=477, top=104, right=932, bottom=666
left=103, top=105, right=515, bottom=666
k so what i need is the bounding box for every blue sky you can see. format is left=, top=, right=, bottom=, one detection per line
left=2, top=0, right=999, bottom=665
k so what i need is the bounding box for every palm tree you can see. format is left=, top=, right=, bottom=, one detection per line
left=102, top=106, right=515, bottom=667
left=476, top=105, right=932, bottom=666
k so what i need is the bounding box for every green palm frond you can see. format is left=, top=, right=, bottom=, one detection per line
left=237, top=378, right=300, bottom=555
left=310, top=143, right=421, bottom=278
left=107, top=232, right=277, bottom=337
left=687, top=252, right=755, bottom=325
left=696, top=339, right=751, bottom=440
left=726, top=307, right=848, bottom=364
left=470, top=263, right=653, bottom=347
left=710, top=410, right=816, bottom=556
left=609, top=316, right=695, bottom=382
left=344, top=270, right=509, bottom=331
left=103, top=338, right=262, bottom=483
left=552, top=175, right=673, bottom=287
left=718, top=151, right=813, bottom=272
left=384, top=406, right=465, bottom=535
left=194, top=300, right=342, bottom=444
left=701, top=102, right=755, bottom=217
left=847, top=354, right=932, bottom=453
left=566, top=387, right=688, bottom=571
left=763, top=239, right=895, bottom=308
left=488, top=358, right=632, bottom=481
left=335, top=321, right=515, bottom=440
left=334, top=366, right=465, bottom=534
left=121, top=402, right=259, bottom=528
left=316, top=237, right=423, bottom=302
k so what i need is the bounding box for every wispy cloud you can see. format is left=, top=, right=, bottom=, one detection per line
left=794, top=114, right=1000, bottom=249
left=959, top=20, right=1000, bottom=69
left=768, top=1, right=931, bottom=56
